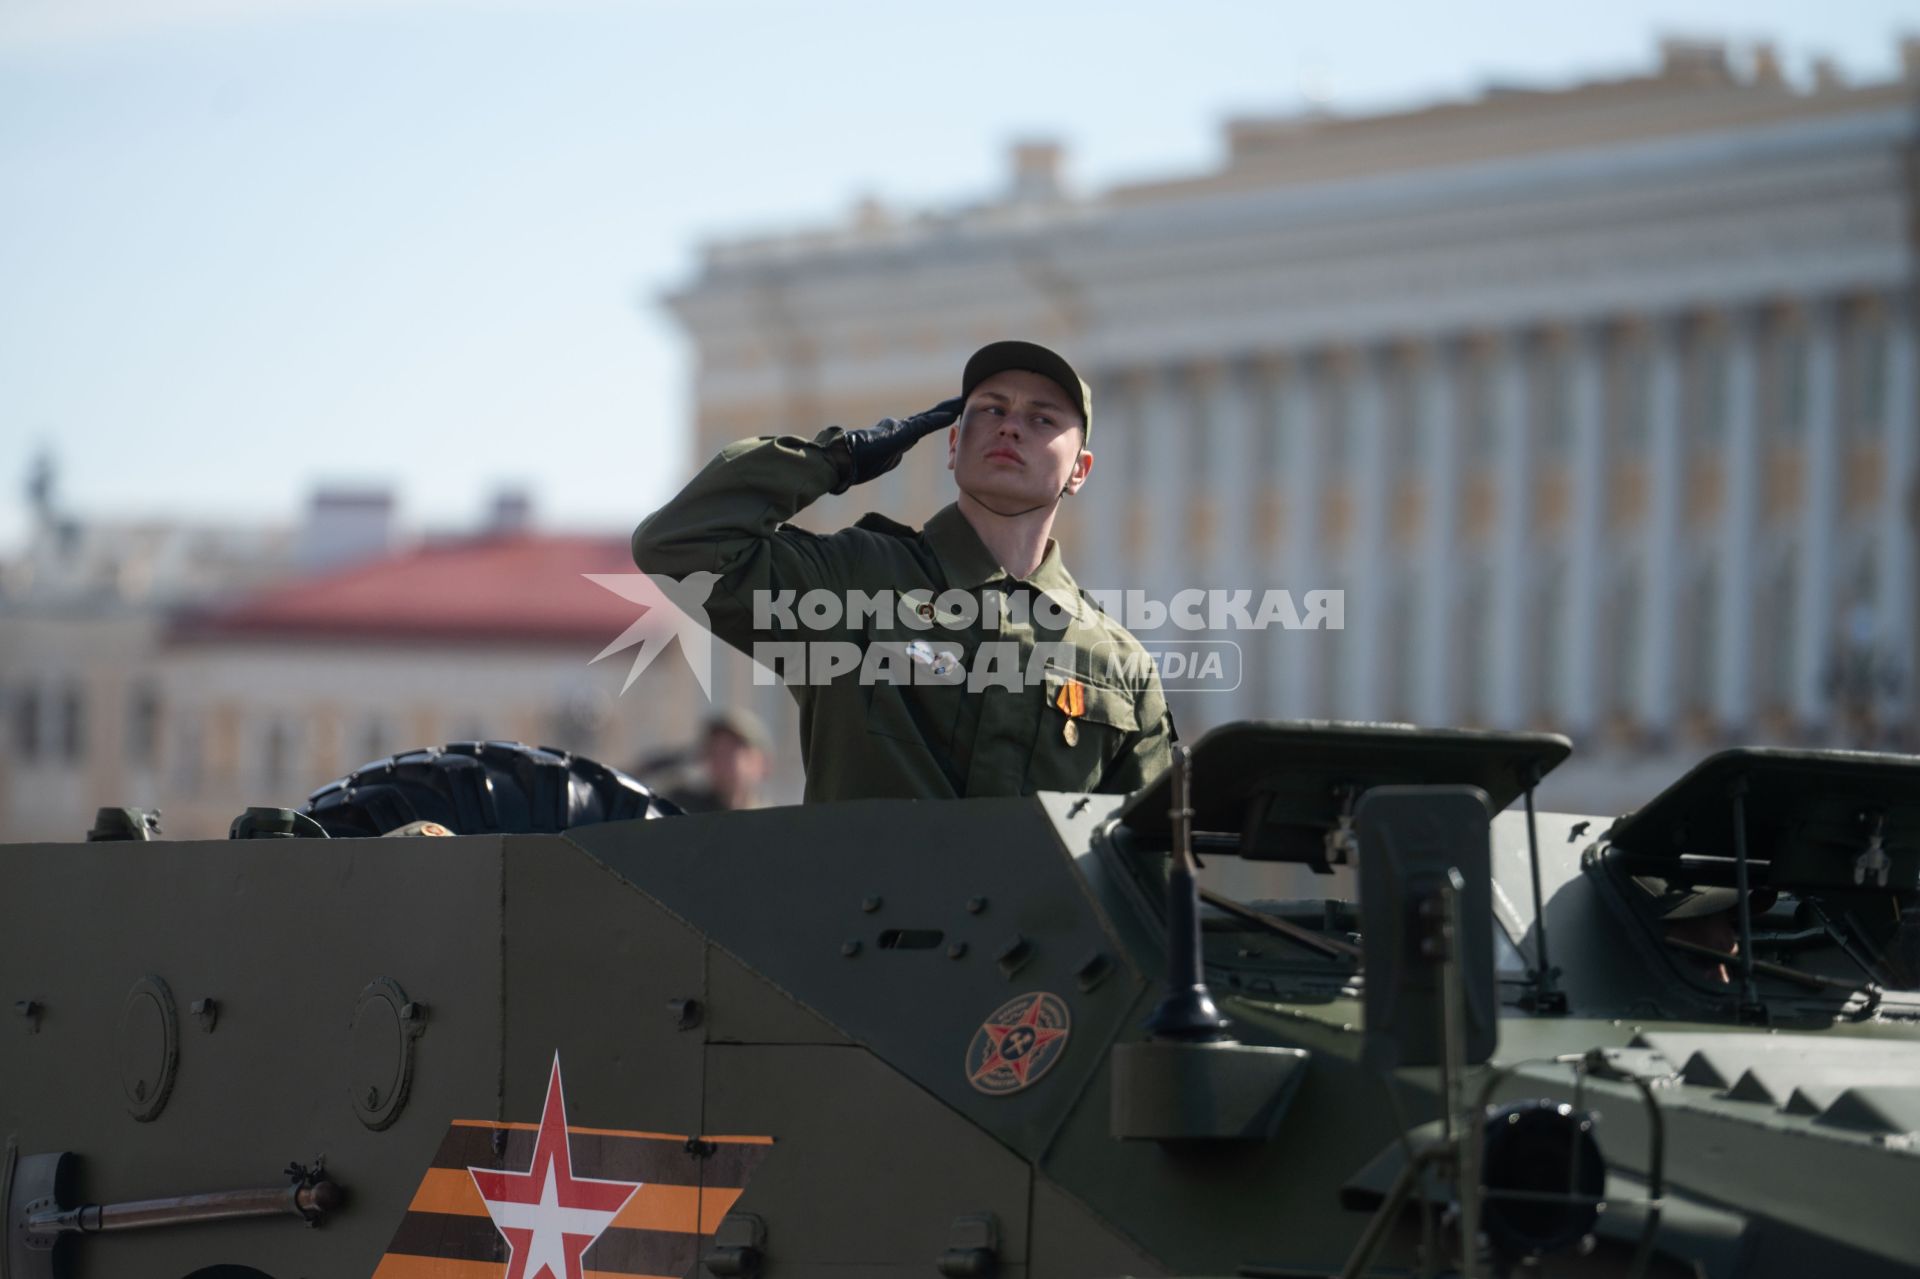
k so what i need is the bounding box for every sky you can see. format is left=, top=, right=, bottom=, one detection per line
left=1, top=0, right=1912, bottom=551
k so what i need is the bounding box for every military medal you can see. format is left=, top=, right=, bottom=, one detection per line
left=1054, top=679, right=1086, bottom=746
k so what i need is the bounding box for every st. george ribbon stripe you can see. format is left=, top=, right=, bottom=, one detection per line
left=582, top=1227, right=702, bottom=1276
left=383, top=1212, right=699, bottom=1275
left=380, top=1122, right=772, bottom=1274
left=384, top=1212, right=509, bottom=1263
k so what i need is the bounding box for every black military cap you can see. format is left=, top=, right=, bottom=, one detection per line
left=960, top=340, right=1093, bottom=439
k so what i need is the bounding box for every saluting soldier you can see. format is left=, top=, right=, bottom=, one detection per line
left=633, top=340, right=1173, bottom=803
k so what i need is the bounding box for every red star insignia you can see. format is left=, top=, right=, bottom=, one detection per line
left=468, top=1054, right=642, bottom=1279
left=969, top=996, right=1068, bottom=1087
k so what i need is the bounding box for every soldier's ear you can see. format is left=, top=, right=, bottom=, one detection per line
left=947, top=424, right=959, bottom=471
left=1063, top=447, right=1093, bottom=495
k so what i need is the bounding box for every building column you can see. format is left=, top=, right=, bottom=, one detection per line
left=1081, top=369, right=1136, bottom=602
left=1715, top=310, right=1762, bottom=729
left=1201, top=361, right=1260, bottom=704
left=1561, top=324, right=1607, bottom=736
left=1636, top=316, right=1684, bottom=735
left=1416, top=339, right=1463, bottom=726
left=1879, top=295, right=1917, bottom=725
left=1343, top=347, right=1389, bottom=720
left=1137, top=367, right=1191, bottom=613
left=1201, top=361, right=1256, bottom=581
left=1252, top=357, right=1288, bottom=717
left=1792, top=301, right=1842, bottom=731
left=1486, top=332, right=1531, bottom=730
left=1279, top=354, right=1323, bottom=718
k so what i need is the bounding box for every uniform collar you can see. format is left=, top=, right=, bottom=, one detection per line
left=924, top=503, right=1082, bottom=622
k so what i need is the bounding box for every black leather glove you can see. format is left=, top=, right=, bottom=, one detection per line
left=826, top=397, right=964, bottom=493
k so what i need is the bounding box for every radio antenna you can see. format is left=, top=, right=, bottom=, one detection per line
left=1144, top=745, right=1231, bottom=1041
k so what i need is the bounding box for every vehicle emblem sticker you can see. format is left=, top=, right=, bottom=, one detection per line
left=377, top=1051, right=772, bottom=1278
left=965, top=991, right=1072, bottom=1096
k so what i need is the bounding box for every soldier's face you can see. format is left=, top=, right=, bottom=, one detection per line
left=947, top=370, right=1093, bottom=509
left=704, top=729, right=767, bottom=801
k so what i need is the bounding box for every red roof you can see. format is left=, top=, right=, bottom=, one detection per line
left=170, top=534, right=676, bottom=647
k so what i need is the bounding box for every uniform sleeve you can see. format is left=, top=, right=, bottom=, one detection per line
left=632, top=431, right=866, bottom=652
left=1095, top=675, right=1176, bottom=795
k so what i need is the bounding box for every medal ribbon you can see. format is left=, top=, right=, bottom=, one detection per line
left=1054, top=680, right=1085, bottom=719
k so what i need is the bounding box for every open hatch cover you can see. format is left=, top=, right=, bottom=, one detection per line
left=1604, top=747, right=1920, bottom=890
left=1118, top=720, right=1571, bottom=863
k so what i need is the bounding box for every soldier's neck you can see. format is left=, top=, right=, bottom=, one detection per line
left=954, top=491, right=1057, bottom=580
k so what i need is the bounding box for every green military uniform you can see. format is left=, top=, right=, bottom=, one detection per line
left=633, top=429, right=1175, bottom=803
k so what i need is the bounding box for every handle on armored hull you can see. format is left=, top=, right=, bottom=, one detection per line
left=11, top=1149, right=340, bottom=1250
left=25, top=1180, right=340, bottom=1236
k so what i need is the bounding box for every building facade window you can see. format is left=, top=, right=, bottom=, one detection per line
left=261, top=717, right=292, bottom=792
left=1612, top=334, right=1650, bottom=450
left=1317, top=571, right=1347, bottom=720
left=1682, top=560, right=1718, bottom=722
left=356, top=716, right=391, bottom=767
left=1605, top=565, right=1642, bottom=723
left=58, top=681, right=85, bottom=764
left=1459, top=350, right=1495, bottom=462
left=1768, top=325, right=1808, bottom=440
left=1385, top=572, right=1417, bottom=721
left=126, top=684, right=161, bottom=763
left=1528, top=556, right=1565, bottom=728
left=1848, top=539, right=1879, bottom=610
left=1321, top=362, right=1353, bottom=471
left=172, top=714, right=203, bottom=794
left=1756, top=550, right=1797, bottom=717
left=1844, top=316, right=1888, bottom=437
left=1534, top=341, right=1572, bottom=461
left=1252, top=363, right=1284, bottom=493
left=1454, top=561, right=1491, bottom=725
left=1683, top=325, right=1727, bottom=450
left=1384, top=356, right=1417, bottom=474
left=12, top=683, right=41, bottom=763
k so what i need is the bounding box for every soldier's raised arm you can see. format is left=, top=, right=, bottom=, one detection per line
left=631, top=400, right=961, bottom=646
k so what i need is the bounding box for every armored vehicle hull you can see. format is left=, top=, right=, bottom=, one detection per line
left=6, top=726, right=1920, bottom=1277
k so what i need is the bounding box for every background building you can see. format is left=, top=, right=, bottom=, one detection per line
left=0, top=457, right=300, bottom=840
left=664, top=37, right=1920, bottom=814
left=0, top=471, right=697, bottom=841
left=6, top=36, right=1913, bottom=832
left=151, top=531, right=690, bottom=838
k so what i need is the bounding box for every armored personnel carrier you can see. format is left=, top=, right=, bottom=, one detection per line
left=4, top=722, right=1918, bottom=1278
